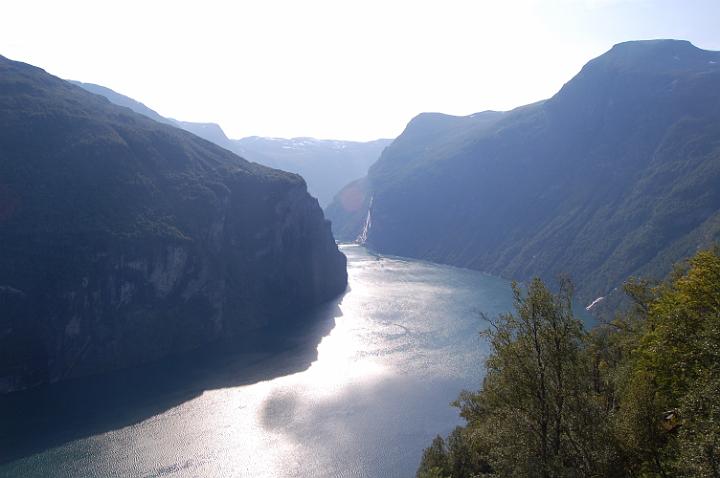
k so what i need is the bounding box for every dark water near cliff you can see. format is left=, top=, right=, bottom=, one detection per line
left=0, top=245, right=516, bottom=478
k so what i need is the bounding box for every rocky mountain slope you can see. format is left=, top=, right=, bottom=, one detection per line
left=327, top=40, right=720, bottom=305
left=0, top=56, right=347, bottom=393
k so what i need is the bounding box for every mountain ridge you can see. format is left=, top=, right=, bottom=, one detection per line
left=327, top=39, right=720, bottom=305
left=69, top=80, right=391, bottom=206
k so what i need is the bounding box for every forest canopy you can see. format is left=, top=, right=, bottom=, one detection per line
left=418, top=247, right=720, bottom=478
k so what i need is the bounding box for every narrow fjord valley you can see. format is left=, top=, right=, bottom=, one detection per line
left=2, top=2, right=720, bottom=478
left=328, top=39, right=720, bottom=308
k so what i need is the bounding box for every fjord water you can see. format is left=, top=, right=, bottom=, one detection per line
left=0, top=245, right=514, bottom=478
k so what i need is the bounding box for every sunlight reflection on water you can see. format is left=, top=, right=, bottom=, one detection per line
left=0, top=245, right=515, bottom=478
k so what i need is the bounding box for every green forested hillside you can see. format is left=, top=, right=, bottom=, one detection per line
left=327, top=40, right=720, bottom=305
left=418, top=247, right=720, bottom=477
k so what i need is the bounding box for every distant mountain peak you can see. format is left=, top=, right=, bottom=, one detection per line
left=548, top=38, right=720, bottom=117
left=610, top=38, right=698, bottom=51
left=584, top=38, right=719, bottom=74
left=174, top=121, right=231, bottom=143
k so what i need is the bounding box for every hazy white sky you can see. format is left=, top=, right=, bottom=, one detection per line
left=2, top=0, right=719, bottom=141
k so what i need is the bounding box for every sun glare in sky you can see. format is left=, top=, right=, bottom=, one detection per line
left=3, top=0, right=719, bottom=141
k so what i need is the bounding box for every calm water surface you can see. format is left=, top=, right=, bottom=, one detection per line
left=0, top=245, right=514, bottom=477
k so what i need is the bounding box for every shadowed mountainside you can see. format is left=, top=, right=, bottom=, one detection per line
left=0, top=55, right=347, bottom=393
left=0, top=298, right=342, bottom=465
left=327, top=40, right=720, bottom=305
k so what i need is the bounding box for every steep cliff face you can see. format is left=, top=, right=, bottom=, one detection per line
left=0, top=56, right=347, bottom=394
left=327, top=40, right=720, bottom=304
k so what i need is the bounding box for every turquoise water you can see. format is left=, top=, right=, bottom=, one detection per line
left=0, top=245, right=515, bottom=477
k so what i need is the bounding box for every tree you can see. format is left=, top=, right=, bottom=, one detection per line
left=423, top=277, right=619, bottom=477
left=417, top=435, right=451, bottom=478
left=617, top=249, right=720, bottom=477
left=418, top=247, right=720, bottom=478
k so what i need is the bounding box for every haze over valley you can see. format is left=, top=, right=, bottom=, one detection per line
left=1, top=2, right=720, bottom=477
left=70, top=80, right=392, bottom=207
